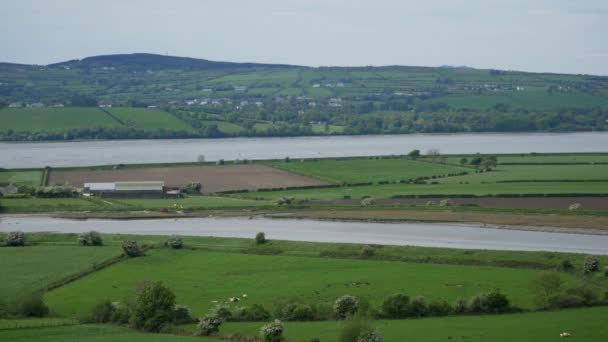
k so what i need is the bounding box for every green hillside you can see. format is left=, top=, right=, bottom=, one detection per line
left=1, top=53, right=608, bottom=140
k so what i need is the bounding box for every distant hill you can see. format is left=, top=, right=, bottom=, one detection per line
left=48, top=53, right=298, bottom=71
left=1, top=53, right=607, bottom=141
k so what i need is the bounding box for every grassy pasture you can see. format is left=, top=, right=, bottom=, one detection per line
left=0, top=170, right=42, bottom=186
left=107, top=107, right=192, bottom=130
left=0, top=324, right=217, bottom=342
left=267, top=159, right=469, bottom=184
left=0, top=107, right=120, bottom=132
left=45, top=248, right=569, bottom=318
left=236, top=181, right=608, bottom=200
left=220, top=306, right=608, bottom=342
left=439, top=164, right=608, bottom=184
left=203, top=120, right=244, bottom=134
left=0, top=245, right=120, bottom=297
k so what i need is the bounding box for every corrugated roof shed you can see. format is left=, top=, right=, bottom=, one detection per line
left=84, top=182, right=116, bottom=191
left=114, top=181, right=164, bottom=191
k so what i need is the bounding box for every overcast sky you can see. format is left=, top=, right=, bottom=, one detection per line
left=1, top=0, right=607, bottom=75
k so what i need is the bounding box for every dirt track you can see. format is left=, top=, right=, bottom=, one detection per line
left=48, top=164, right=328, bottom=193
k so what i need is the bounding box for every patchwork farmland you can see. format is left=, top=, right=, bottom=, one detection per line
left=47, top=164, right=329, bottom=193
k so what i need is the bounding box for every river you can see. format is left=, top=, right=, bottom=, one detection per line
left=1, top=216, right=606, bottom=254
left=2, top=132, right=608, bottom=168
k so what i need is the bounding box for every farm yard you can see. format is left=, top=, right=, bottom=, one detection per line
left=47, top=164, right=329, bottom=193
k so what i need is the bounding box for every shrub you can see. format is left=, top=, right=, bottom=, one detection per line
left=255, top=232, right=267, bottom=245
left=180, top=182, right=201, bottom=194
left=530, top=272, right=562, bottom=308
left=197, top=315, right=223, bottom=336
left=15, top=292, right=49, bottom=317
left=360, top=245, right=375, bottom=258
left=233, top=304, right=271, bottom=321
left=560, top=259, right=574, bottom=272
left=338, top=315, right=379, bottom=342
left=122, top=240, right=143, bottom=257
left=408, top=296, right=428, bottom=317
left=584, top=256, right=600, bottom=273
left=360, top=198, right=375, bottom=206
left=260, top=319, right=284, bottom=342
left=469, top=290, right=510, bottom=314
left=291, top=304, right=314, bottom=321
left=428, top=300, right=452, bottom=317
left=164, top=235, right=183, bottom=249
left=334, top=295, right=360, bottom=319
left=86, top=299, right=114, bottom=323
left=357, top=330, right=383, bottom=342
left=453, top=298, right=468, bottom=314
left=547, top=294, right=584, bottom=309
left=275, top=197, right=294, bottom=205
left=381, top=293, right=409, bottom=318
left=605, top=267, right=608, bottom=278
left=210, top=304, right=233, bottom=321
left=78, top=231, right=103, bottom=246
left=174, top=305, right=195, bottom=324
left=566, top=284, right=599, bottom=305
left=110, top=302, right=131, bottom=324
left=5, top=231, right=25, bottom=246
left=130, top=281, right=176, bottom=332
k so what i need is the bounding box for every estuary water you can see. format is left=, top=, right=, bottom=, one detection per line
left=1, top=132, right=608, bottom=168
left=1, top=216, right=606, bottom=254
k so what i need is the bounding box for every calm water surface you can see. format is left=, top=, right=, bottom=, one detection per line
left=2, top=132, right=608, bottom=168
left=1, top=216, right=606, bottom=254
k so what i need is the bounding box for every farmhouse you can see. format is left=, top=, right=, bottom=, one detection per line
left=83, top=181, right=171, bottom=198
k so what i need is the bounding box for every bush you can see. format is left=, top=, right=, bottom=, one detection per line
left=439, top=199, right=451, bottom=207
left=338, top=315, right=379, bottom=342
left=334, top=295, right=360, bottom=319
left=568, top=203, right=582, bottom=210
left=111, top=302, right=131, bottom=324
left=469, top=290, right=510, bottom=314
left=260, top=319, right=284, bottom=342
left=530, top=271, right=562, bottom=308
left=566, top=284, right=599, bottom=305
left=15, top=292, right=49, bottom=317
left=5, top=231, right=25, bottom=246
left=360, top=245, right=375, bottom=258
left=547, top=294, right=584, bottom=309
left=122, top=240, right=143, bottom=257
left=210, top=304, right=233, bottom=321
left=174, top=305, right=195, bottom=324
left=584, top=255, right=600, bottom=273
left=164, top=235, right=183, bottom=249
left=180, top=182, right=201, bottom=194
left=357, top=330, right=383, bottom=342
left=408, top=296, right=428, bottom=317
left=197, top=315, right=223, bottom=336
left=130, top=281, right=176, bottom=332
left=255, top=232, right=267, bottom=245
left=86, top=299, right=114, bottom=323
left=233, top=304, right=271, bottom=321
left=428, top=300, right=452, bottom=317
left=605, top=267, right=608, bottom=278
left=453, top=298, right=468, bottom=314
left=560, top=259, right=574, bottom=272
left=78, top=231, right=103, bottom=246
left=381, top=293, right=409, bottom=318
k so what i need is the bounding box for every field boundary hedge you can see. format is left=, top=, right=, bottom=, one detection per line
left=390, top=193, right=608, bottom=199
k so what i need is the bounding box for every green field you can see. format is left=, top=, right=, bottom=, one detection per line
left=0, top=107, right=120, bottom=132
left=236, top=180, right=608, bottom=200
left=0, top=170, right=42, bottom=186
left=107, top=107, right=192, bottom=130
left=220, top=306, right=608, bottom=342
left=0, top=245, right=120, bottom=296
left=45, top=248, right=573, bottom=318
left=267, top=158, right=469, bottom=183
left=0, top=324, right=219, bottom=342
left=0, top=196, right=272, bottom=213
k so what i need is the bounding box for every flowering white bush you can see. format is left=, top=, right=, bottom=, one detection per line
left=197, top=315, right=222, bottom=336
left=334, top=295, right=359, bottom=319
left=260, top=319, right=284, bottom=342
